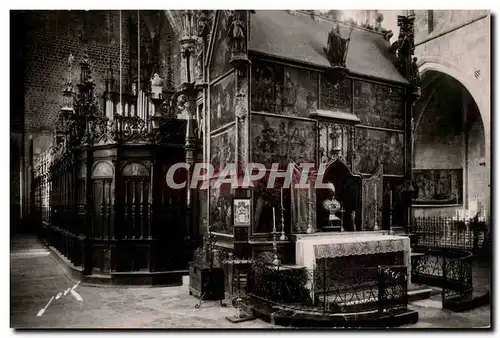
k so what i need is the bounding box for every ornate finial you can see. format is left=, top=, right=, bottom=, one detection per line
left=394, top=14, right=416, bottom=79
left=65, top=53, right=74, bottom=91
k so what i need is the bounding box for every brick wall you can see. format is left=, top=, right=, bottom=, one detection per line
left=16, top=10, right=181, bottom=225
left=23, top=10, right=132, bottom=156
left=22, top=10, right=181, bottom=156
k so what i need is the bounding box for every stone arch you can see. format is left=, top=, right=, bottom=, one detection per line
left=418, top=59, right=489, bottom=138
left=414, top=59, right=490, bottom=225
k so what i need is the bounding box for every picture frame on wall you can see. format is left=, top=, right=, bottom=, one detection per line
left=233, top=198, right=251, bottom=226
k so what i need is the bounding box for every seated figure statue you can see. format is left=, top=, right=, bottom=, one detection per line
left=322, top=182, right=341, bottom=231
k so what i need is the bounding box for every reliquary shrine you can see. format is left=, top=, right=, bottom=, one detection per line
left=203, top=10, right=421, bottom=288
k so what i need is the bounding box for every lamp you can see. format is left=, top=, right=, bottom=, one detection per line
left=150, top=111, right=162, bottom=131
left=150, top=73, right=164, bottom=100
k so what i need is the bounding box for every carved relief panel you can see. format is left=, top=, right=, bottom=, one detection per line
left=355, top=127, right=404, bottom=176
left=353, top=80, right=405, bottom=130
left=251, top=114, right=316, bottom=169
left=282, top=66, right=318, bottom=117
left=251, top=60, right=319, bottom=117
left=318, top=121, right=353, bottom=165
left=319, top=75, right=351, bottom=112
left=209, top=11, right=233, bottom=81
left=210, top=125, right=236, bottom=172
left=251, top=59, right=283, bottom=113
left=210, top=72, right=236, bottom=130
left=209, top=187, right=233, bottom=235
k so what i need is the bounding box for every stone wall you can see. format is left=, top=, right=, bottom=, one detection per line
left=413, top=11, right=490, bottom=224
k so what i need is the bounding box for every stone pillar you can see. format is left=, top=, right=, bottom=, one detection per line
left=395, top=13, right=420, bottom=234
left=229, top=10, right=251, bottom=260
left=179, top=10, right=200, bottom=244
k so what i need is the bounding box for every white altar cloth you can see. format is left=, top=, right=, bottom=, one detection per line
left=295, top=233, right=411, bottom=284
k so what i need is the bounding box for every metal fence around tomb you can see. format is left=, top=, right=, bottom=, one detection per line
left=412, top=246, right=474, bottom=309
left=246, top=260, right=408, bottom=316
left=411, top=216, right=487, bottom=254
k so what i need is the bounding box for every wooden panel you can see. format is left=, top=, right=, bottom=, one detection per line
left=123, top=179, right=150, bottom=239
left=320, top=74, right=351, bottom=112
left=353, top=80, right=405, bottom=130
left=210, top=125, right=236, bottom=172
left=291, top=184, right=310, bottom=233
left=355, top=127, right=404, bottom=175
left=362, top=165, right=383, bottom=231
left=251, top=114, right=316, bottom=169
left=412, top=169, right=463, bottom=204
left=210, top=73, right=236, bottom=130
left=209, top=187, right=233, bottom=235
left=209, top=11, right=233, bottom=81
left=252, top=182, right=291, bottom=234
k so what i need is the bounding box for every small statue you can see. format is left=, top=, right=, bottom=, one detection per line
left=410, top=57, right=420, bottom=84
left=324, top=24, right=352, bottom=68
left=323, top=183, right=341, bottom=225
left=228, top=11, right=246, bottom=54
left=67, top=53, right=74, bottom=85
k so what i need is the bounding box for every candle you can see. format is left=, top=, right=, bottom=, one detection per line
left=389, top=190, right=393, bottom=208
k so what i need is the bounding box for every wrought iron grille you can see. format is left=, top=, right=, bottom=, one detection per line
left=412, top=216, right=487, bottom=254
left=378, top=265, right=408, bottom=313
left=246, top=260, right=408, bottom=315
left=411, top=247, right=474, bottom=305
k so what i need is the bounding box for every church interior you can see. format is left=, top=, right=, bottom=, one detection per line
left=10, top=9, right=491, bottom=327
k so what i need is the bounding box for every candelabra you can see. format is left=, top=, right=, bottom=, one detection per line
left=306, top=199, right=315, bottom=234
left=339, top=205, right=345, bottom=232
left=272, top=208, right=281, bottom=266
left=373, top=200, right=380, bottom=231
left=280, top=205, right=287, bottom=241
left=388, top=191, right=394, bottom=235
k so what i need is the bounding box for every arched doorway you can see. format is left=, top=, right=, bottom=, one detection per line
left=412, top=70, right=488, bottom=225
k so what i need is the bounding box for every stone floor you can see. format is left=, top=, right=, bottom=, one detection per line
left=10, top=235, right=491, bottom=329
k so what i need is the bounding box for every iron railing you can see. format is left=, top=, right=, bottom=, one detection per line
left=411, top=216, right=487, bottom=254
left=246, top=260, right=408, bottom=315
left=412, top=247, right=473, bottom=307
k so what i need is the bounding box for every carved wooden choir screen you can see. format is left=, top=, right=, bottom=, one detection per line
left=91, top=162, right=114, bottom=239
left=122, top=162, right=151, bottom=240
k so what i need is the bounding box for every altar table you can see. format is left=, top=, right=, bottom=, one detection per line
left=295, top=232, right=411, bottom=285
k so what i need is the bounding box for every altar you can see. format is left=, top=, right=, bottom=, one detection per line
left=295, top=232, right=411, bottom=286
